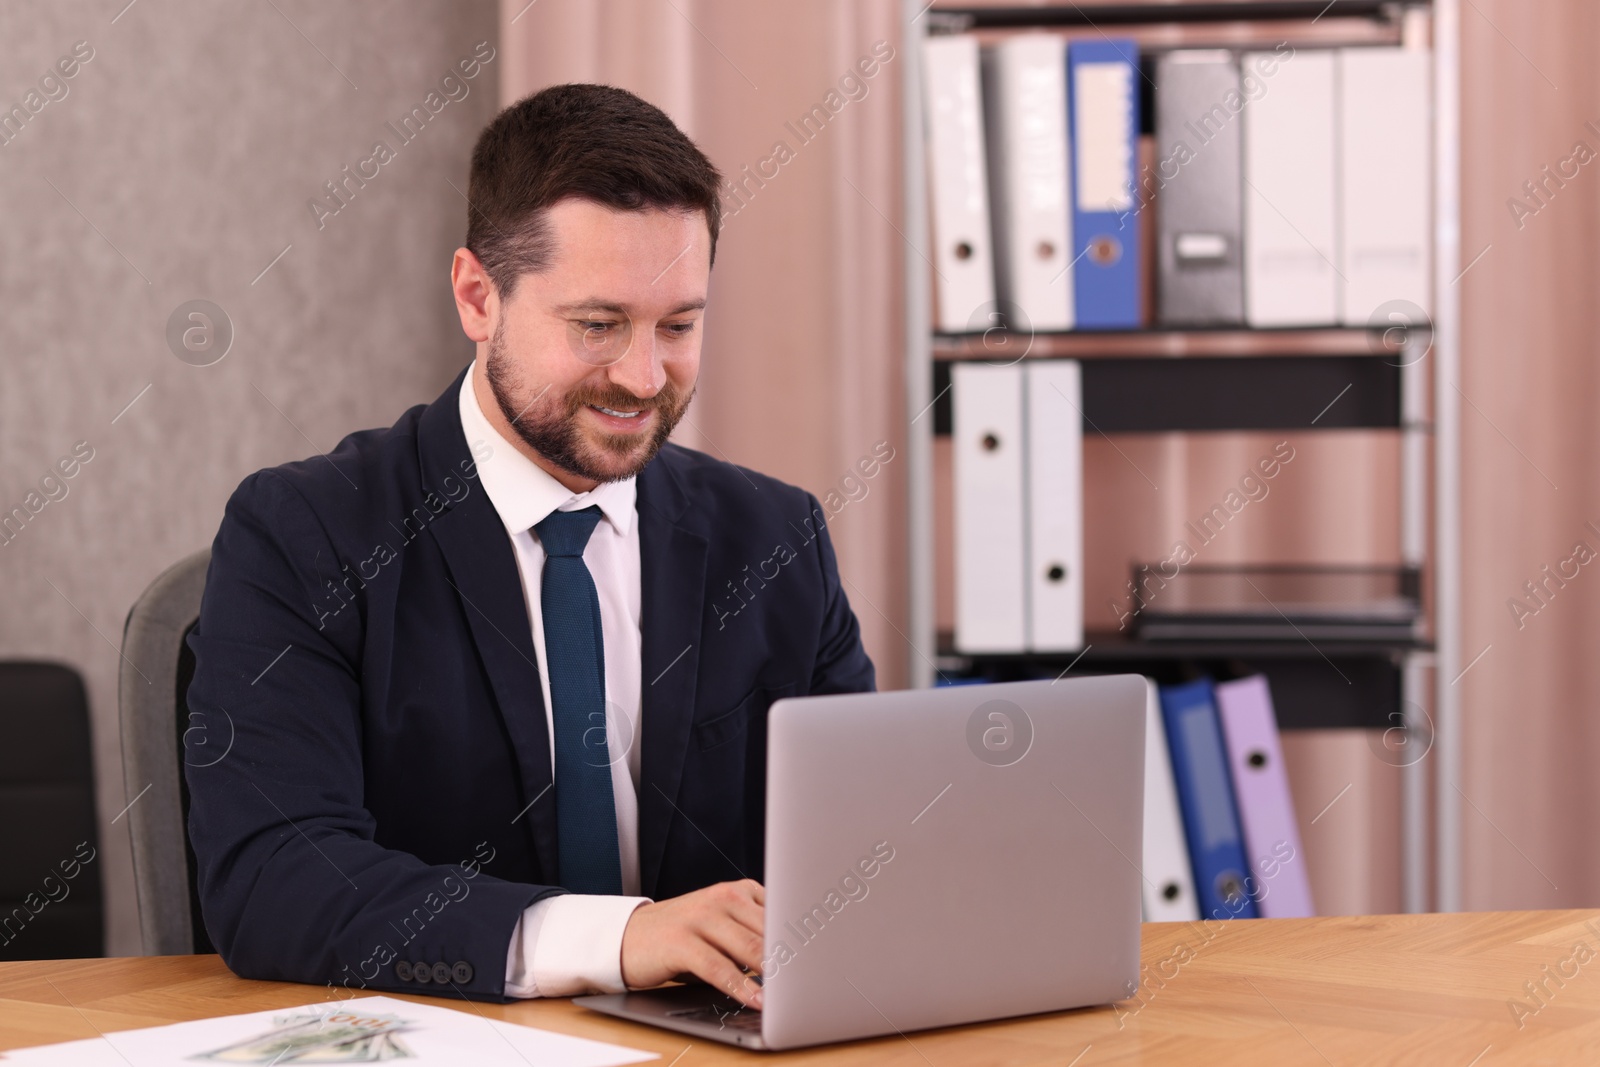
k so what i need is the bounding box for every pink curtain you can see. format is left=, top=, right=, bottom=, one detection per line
left=1455, top=0, right=1600, bottom=909
left=501, top=0, right=909, bottom=688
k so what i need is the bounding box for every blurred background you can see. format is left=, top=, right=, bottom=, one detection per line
left=0, top=0, right=1595, bottom=959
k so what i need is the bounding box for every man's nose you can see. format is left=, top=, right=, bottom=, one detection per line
left=606, top=324, right=665, bottom=399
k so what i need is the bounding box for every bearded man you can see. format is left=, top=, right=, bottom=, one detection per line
left=185, top=83, right=874, bottom=1010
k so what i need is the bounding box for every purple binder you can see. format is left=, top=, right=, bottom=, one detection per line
left=1214, top=675, right=1315, bottom=918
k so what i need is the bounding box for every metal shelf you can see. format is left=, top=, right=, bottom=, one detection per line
left=936, top=630, right=1432, bottom=731
left=940, top=628, right=1432, bottom=663
left=927, top=1, right=1412, bottom=49
left=931, top=0, right=1401, bottom=18
left=900, top=0, right=1460, bottom=909
left=931, top=352, right=1407, bottom=433
left=933, top=325, right=1416, bottom=360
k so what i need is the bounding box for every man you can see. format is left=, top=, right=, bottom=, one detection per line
left=184, top=83, right=875, bottom=1009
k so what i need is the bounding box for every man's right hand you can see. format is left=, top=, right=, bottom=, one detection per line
left=619, top=878, right=765, bottom=1009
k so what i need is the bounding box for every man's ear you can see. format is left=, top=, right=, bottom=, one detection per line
left=451, top=247, right=496, bottom=343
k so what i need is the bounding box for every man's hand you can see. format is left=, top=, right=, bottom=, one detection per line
left=620, top=878, right=765, bottom=1009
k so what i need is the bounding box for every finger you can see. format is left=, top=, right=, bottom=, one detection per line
left=701, top=914, right=767, bottom=976
left=722, top=890, right=764, bottom=941
left=692, top=945, right=764, bottom=1010
left=700, top=881, right=762, bottom=940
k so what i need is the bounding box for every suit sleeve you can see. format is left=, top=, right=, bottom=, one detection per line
left=802, top=492, right=877, bottom=695
left=184, top=470, right=560, bottom=1001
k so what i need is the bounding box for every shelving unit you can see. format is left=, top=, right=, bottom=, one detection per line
left=900, top=0, right=1461, bottom=911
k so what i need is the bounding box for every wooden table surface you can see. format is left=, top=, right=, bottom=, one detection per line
left=4, top=910, right=1600, bottom=1064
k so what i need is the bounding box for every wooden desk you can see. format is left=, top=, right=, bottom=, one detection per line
left=3, top=911, right=1599, bottom=1064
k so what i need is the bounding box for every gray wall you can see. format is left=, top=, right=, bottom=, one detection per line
left=0, top=0, right=499, bottom=956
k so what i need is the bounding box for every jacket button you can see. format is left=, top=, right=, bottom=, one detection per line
left=452, top=961, right=474, bottom=984
left=431, top=961, right=451, bottom=984
left=395, top=960, right=413, bottom=981
left=413, top=962, right=431, bottom=984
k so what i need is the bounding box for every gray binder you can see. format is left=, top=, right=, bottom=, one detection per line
left=1155, top=51, right=1244, bottom=325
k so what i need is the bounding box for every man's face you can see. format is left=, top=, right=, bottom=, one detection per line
left=483, top=198, right=709, bottom=485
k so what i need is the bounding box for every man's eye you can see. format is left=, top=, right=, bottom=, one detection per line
left=664, top=322, right=696, bottom=335
left=578, top=320, right=616, bottom=332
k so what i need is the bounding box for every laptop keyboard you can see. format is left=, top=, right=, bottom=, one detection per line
left=666, top=1004, right=763, bottom=1031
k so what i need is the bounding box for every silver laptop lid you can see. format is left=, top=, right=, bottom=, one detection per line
left=759, top=674, right=1145, bottom=1049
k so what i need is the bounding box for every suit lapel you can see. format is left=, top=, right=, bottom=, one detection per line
left=635, top=449, right=708, bottom=899
left=417, top=369, right=560, bottom=881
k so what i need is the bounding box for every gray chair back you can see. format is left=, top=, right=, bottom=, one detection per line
left=119, top=548, right=211, bottom=955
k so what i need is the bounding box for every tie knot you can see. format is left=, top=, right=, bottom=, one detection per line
left=535, top=505, right=603, bottom=558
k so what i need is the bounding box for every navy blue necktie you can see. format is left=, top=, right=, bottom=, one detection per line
left=535, top=506, right=623, bottom=895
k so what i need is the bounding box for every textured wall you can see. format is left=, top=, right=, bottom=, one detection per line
left=0, top=0, right=498, bottom=956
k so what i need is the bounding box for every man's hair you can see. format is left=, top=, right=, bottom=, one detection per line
left=466, top=83, right=724, bottom=296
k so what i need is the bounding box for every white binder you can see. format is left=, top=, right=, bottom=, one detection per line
left=952, top=362, right=1026, bottom=652
left=981, top=35, right=1074, bottom=332
left=1024, top=360, right=1083, bottom=651
left=1142, top=678, right=1201, bottom=922
left=1338, top=47, right=1432, bottom=325
left=922, top=34, right=997, bottom=333
left=1243, top=50, right=1338, bottom=326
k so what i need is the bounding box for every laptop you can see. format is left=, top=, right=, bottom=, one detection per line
left=576, top=675, right=1146, bottom=1050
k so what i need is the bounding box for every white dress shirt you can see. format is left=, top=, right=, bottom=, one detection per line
left=456, top=364, right=651, bottom=998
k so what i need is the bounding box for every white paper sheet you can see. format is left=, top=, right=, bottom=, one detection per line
left=1, top=994, right=658, bottom=1066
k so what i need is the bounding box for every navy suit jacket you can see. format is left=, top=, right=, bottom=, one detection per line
left=184, top=366, right=875, bottom=1000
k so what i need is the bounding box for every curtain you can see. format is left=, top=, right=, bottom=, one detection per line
left=501, top=0, right=909, bottom=688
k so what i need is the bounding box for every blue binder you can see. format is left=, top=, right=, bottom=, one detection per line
left=1066, top=38, right=1142, bottom=329
left=1158, top=679, right=1259, bottom=920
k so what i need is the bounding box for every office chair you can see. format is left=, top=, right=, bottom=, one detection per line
left=119, top=548, right=213, bottom=955
left=0, top=660, right=104, bottom=960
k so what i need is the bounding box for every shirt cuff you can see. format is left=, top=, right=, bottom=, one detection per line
left=503, top=893, right=650, bottom=998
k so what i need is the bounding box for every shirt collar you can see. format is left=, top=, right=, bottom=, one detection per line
left=457, top=362, right=637, bottom=538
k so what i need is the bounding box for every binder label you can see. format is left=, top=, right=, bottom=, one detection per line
left=1073, top=63, right=1135, bottom=212
left=1178, top=707, right=1235, bottom=850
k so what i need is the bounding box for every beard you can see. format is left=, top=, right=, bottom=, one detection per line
left=483, top=320, right=692, bottom=484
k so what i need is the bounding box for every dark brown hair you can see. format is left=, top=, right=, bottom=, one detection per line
left=465, top=84, right=723, bottom=296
